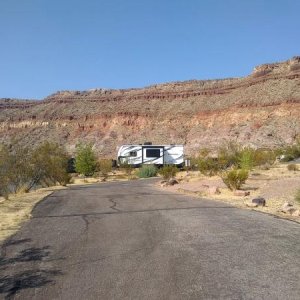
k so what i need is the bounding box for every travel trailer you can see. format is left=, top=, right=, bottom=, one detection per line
left=117, top=143, right=184, bottom=167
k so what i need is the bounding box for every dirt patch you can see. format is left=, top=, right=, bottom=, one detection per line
left=160, top=164, right=300, bottom=223
left=0, top=186, right=67, bottom=243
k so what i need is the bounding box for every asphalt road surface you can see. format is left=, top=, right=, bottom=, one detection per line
left=0, top=179, right=300, bottom=299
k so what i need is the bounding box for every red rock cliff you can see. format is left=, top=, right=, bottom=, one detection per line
left=0, top=56, right=299, bottom=156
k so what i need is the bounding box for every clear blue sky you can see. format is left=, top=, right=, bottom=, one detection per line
left=0, top=0, right=299, bottom=99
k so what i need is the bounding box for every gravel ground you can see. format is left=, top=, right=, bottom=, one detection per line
left=161, top=165, right=300, bottom=222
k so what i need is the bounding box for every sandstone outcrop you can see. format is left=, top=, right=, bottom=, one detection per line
left=0, top=57, right=299, bottom=157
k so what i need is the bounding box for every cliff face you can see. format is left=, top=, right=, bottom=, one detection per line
left=0, top=56, right=300, bottom=157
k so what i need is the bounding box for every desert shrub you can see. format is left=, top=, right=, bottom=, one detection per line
left=198, top=157, right=220, bottom=176
left=98, top=159, right=112, bottom=179
left=120, top=160, right=134, bottom=178
left=287, top=164, right=299, bottom=171
left=75, top=144, right=97, bottom=176
left=0, top=141, right=70, bottom=195
left=1, top=143, right=34, bottom=193
left=137, top=165, right=158, bottom=178
left=295, top=189, right=300, bottom=204
left=221, top=168, right=249, bottom=191
left=277, top=141, right=300, bottom=162
left=30, top=141, right=71, bottom=188
left=159, top=165, right=179, bottom=180
left=217, top=141, right=242, bottom=169
left=253, top=149, right=276, bottom=166
left=199, top=148, right=210, bottom=158
left=238, top=147, right=255, bottom=170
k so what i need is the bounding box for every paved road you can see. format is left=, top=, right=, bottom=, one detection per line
left=0, top=179, right=300, bottom=299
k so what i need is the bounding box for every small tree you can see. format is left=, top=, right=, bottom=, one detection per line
left=30, top=141, right=71, bottom=189
left=75, top=144, right=97, bottom=176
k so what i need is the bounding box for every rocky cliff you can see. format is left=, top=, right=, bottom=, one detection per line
left=1, top=56, right=300, bottom=157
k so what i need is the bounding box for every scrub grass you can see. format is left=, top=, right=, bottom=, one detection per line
left=0, top=186, right=66, bottom=242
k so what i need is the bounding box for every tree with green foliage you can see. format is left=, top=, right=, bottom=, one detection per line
left=75, top=144, right=97, bottom=176
left=30, top=141, right=71, bottom=189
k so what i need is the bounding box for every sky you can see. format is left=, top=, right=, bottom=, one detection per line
left=0, top=0, right=299, bottom=99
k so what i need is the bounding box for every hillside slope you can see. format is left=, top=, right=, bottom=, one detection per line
left=1, top=56, right=300, bottom=156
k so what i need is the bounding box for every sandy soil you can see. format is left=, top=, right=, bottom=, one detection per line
left=161, top=164, right=300, bottom=223
left=0, top=186, right=67, bottom=242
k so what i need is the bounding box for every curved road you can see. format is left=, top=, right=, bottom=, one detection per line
left=0, top=179, right=300, bottom=299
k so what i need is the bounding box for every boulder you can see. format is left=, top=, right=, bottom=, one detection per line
left=208, top=186, right=221, bottom=195
left=251, top=197, right=266, bottom=207
left=234, top=190, right=250, bottom=197
left=246, top=201, right=258, bottom=208
left=159, top=180, right=168, bottom=187
left=168, top=178, right=179, bottom=186
left=282, top=207, right=299, bottom=216
left=281, top=202, right=293, bottom=213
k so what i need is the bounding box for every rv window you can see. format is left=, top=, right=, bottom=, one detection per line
left=129, top=151, right=137, bottom=157
left=146, top=149, right=160, bottom=158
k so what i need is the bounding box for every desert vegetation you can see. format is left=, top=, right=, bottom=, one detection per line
left=159, top=165, right=179, bottom=180
left=137, top=165, right=158, bottom=178
left=75, top=144, right=98, bottom=176
left=159, top=140, right=300, bottom=221
left=190, top=141, right=298, bottom=190
left=0, top=141, right=70, bottom=198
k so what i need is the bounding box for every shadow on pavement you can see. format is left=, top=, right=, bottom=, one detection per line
left=0, top=239, right=63, bottom=299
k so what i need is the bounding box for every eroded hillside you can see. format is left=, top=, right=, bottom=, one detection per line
left=1, top=56, right=300, bottom=156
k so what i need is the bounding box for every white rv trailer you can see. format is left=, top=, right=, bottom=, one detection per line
left=117, top=144, right=184, bottom=167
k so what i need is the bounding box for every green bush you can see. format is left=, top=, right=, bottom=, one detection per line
left=198, top=157, right=220, bottom=176
left=75, top=144, right=97, bottom=176
left=238, top=147, right=255, bottom=170
left=287, top=164, right=298, bottom=171
left=137, top=165, right=158, bottom=178
left=221, top=168, right=249, bottom=191
left=159, top=165, right=178, bottom=180
left=253, top=149, right=276, bottom=167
